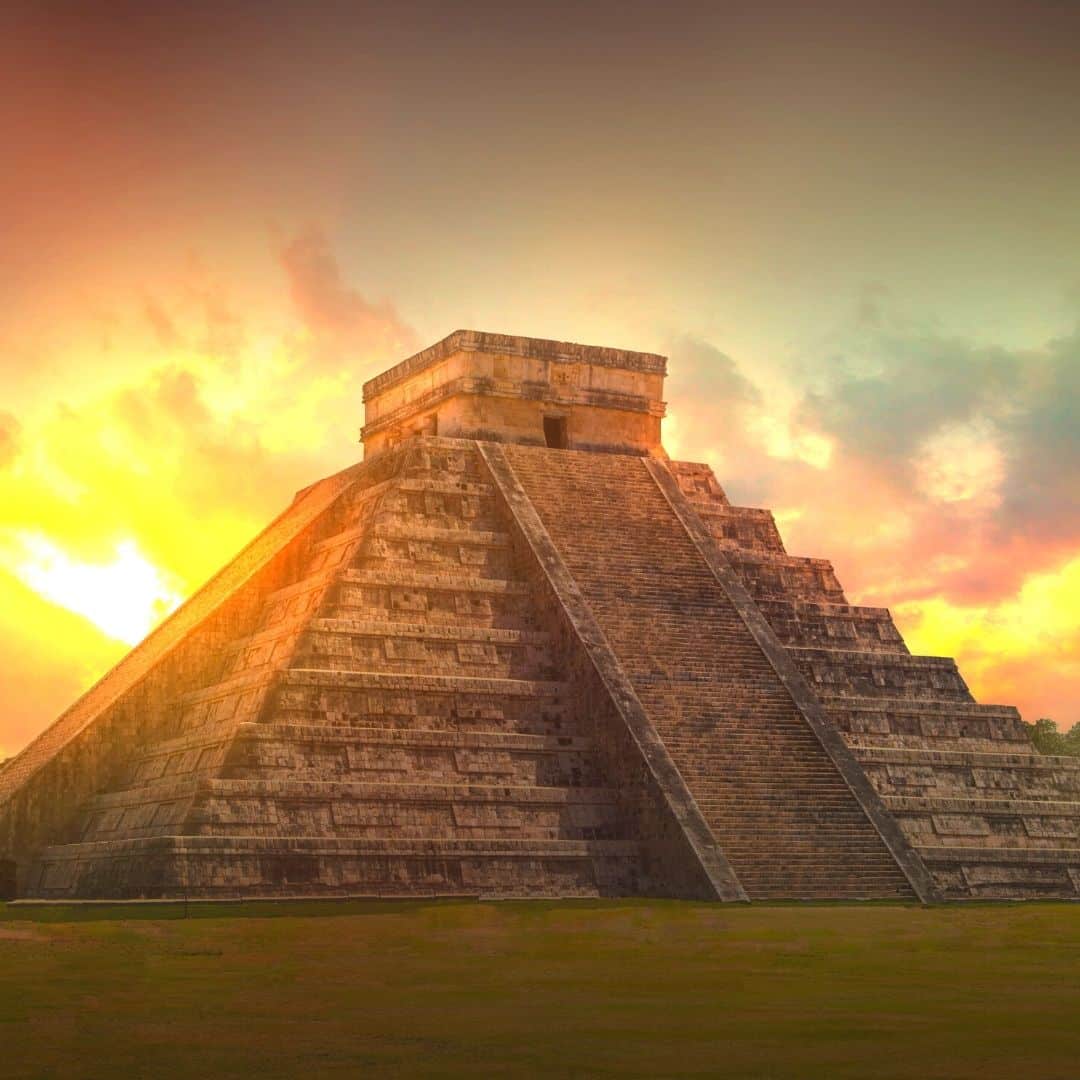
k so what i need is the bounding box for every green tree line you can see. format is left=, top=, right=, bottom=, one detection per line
left=1025, top=719, right=1080, bottom=757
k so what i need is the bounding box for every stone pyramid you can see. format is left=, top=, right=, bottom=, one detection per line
left=1, top=331, right=1077, bottom=902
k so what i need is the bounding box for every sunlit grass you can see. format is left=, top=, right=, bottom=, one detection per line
left=1, top=899, right=1078, bottom=1079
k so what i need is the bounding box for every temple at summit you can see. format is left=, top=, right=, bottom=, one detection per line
left=2, top=329, right=1079, bottom=902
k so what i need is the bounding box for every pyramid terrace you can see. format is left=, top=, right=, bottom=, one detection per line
left=1, top=330, right=1077, bottom=903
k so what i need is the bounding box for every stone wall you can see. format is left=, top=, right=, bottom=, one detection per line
left=362, top=330, right=666, bottom=457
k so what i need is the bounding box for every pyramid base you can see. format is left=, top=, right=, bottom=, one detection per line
left=24, top=836, right=642, bottom=901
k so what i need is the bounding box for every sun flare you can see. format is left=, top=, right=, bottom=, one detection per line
left=2, top=533, right=184, bottom=646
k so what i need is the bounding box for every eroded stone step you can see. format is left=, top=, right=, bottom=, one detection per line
left=243, top=722, right=591, bottom=752
left=26, top=835, right=642, bottom=900
left=339, top=568, right=528, bottom=594
left=78, top=780, right=196, bottom=841
left=855, top=745, right=1080, bottom=770
left=292, top=618, right=555, bottom=680
left=367, top=523, right=510, bottom=547
left=311, top=524, right=370, bottom=555
left=691, top=504, right=786, bottom=555
left=226, top=722, right=601, bottom=786
left=375, top=483, right=501, bottom=530
left=359, top=522, right=513, bottom=577
left=268, top=669, right=577, bottom=736
left=886, top=794, right=1080, bottom=815
left=184, top=780, right=622, bottom=842
left=822, top=697, right=1031, bottom=752
left=668, top=460, right=730, bottom=504
left=756, top=597, right=908, bottom=653
left=219, top=623, right=307, bottom=677
left=722, top=550, right=848, bottom=603
left=277, top=669, right=568, bottom=698
left=259, top=565, right=340, bottom=631
left=887, top=796, right=1080, bottom=847
left=307, top=618, right=549, bottom=645
left=172, top=670, right=274, bottom=733
left=396, top=477, right=497, bottom=497
left=328, top=568, right=533, bottom=629
left=917, top=845, right=1080, bottom=899
left=861, top=757, right=1080, bottom=800
left=790, top=646, right=972, bottom=701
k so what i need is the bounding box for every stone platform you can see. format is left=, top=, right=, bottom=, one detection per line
left=0, top=331, right=1073, bottom=901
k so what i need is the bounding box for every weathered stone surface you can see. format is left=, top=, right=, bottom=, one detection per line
left=1, top=330, right=1072, bottom=901
left=677, top=458, right=1080, bottom=899
left=362, top=330, right=666, bottom=457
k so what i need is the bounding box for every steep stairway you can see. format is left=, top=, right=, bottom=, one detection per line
left=504, top=445, right=914, bottom=901
left=673, top=460, right=1080, bottom=899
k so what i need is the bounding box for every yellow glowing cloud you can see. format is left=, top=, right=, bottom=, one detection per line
left=894, top=553, right=1080, bottom=706
left=913, top=419, right=1004, bottom=508
left=0, top=532, right=184, bottom=646
left=750, top=412, right=834, bottom=469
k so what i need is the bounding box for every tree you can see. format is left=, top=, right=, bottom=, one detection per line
left=1025, top=718, right=1080, bottom=757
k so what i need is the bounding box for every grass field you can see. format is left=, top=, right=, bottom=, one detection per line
left=1, top=898, right=1078, bottom=1079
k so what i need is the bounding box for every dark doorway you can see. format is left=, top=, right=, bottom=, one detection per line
left=543, top=415, right=568, bottom=449
left=0, top=859, right=16, bottom=901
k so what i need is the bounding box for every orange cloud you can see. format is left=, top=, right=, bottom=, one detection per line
left=279, top=227, right=417, bottom=370
left=0, top=230, right=422, bottom=757
left=0, top=413, right=19, bottom=469
left=664, top=305, right=1080, bottom=729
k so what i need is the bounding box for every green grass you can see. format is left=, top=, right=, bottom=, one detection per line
left=1, top=899, right=1078, bottom=1079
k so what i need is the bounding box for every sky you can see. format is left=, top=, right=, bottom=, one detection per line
left=1, top=1, right=1079, bottom=758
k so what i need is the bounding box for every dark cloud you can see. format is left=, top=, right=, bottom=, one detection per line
left=994, top=330, right=1080, bottom=547
left=195, top=286, right=246, bottom=360
left=665, top=334, right=811, bottom=510
left=784, top=315, right=1080, bottom=603
left=797, top=332, right=1018, bottom=477
left=113, top=367, right=209, bottom=438
left=664, top=305, right=1080, bottom=615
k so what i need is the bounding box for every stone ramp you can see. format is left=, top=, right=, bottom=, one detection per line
left=500, top=445, right=916, bottom=901
left=677, top=460, right=1080, bottom=900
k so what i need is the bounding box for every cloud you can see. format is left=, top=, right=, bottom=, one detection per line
left=797, top=333, right=1018, bottom=480
left=661, top=300, right=1080, bottom=726
left=142, top=297, right=183, bottom=350
left=0, top=228, right=415, bottom=757
left=1, top=228, right=410, bottom=616
left=785, top=312, right=1080, bottom=603
left=279, top=227, right=417, bottom=371
left=663, top=335, right=767, bottom=478
left=0, top=413, right=19, bottom=468
left=0, top=570, right=126, bottom=760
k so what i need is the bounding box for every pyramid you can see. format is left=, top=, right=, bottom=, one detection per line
left=1, top=330, right=1077, bottom=902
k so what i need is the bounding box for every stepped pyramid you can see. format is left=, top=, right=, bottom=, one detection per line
left=1, top=330, right=1077, bottom=902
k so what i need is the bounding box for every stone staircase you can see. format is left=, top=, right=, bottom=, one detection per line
left=504, top=446, right=915, bottom=901
left=672, top=461, right=1080, bottom=899
left=25, top=442, right=639, bottom=899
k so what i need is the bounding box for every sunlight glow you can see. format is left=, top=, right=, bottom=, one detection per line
left=751, top=413, right=833, bottom=469
left=895, top=554, right=1080, bottom=689
left=4, top=533, right=184, bottom=646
